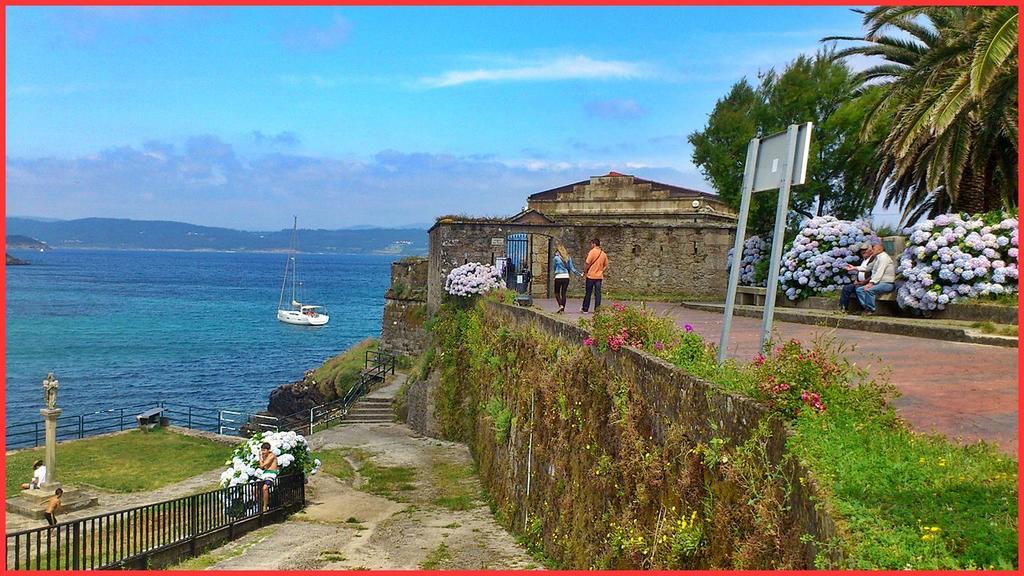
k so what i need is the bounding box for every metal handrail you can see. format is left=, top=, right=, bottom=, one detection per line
left=5, top=473, right=304, bottom=570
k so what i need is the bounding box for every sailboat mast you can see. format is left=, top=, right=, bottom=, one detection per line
left=291, top=216, right=298, bottom=305
left=277, top=216, right=297, bottom=311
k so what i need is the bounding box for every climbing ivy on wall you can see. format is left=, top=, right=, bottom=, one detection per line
left=426, top=296, right=1018, bottom=570
left=429, top=296, right=807, bottom=569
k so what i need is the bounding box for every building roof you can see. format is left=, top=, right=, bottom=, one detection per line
left=527, top=172, right=719, bottom=202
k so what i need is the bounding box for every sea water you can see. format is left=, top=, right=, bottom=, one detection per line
left=5, top=249, right=394, bottom=432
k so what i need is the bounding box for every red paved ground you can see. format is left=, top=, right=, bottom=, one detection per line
left=536, top=298, right=1019, bottom=455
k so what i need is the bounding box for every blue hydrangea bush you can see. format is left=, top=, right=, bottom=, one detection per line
left=779, top=216, right=877, bottom=300
left=896, top=212, right=1018, bottom=311
left=727, top=235, right=769, bottom=287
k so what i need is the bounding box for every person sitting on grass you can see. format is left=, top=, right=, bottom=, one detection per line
left=21, top=459, right=45, bottom=490
left=44, top=488, right=62, bottom=526
left=257, top=442, right=279, bottom=511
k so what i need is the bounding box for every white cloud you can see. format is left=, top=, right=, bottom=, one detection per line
left=417, top=55, right=654, bottom=88
left=6, top=138, right=713, bottom=229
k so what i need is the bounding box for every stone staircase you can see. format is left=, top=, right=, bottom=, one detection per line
left=342, top=396, right=395, bottom=424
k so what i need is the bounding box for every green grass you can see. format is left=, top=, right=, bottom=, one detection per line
left=317, top=447, right=416, bottom=500
left=310, top=338, right=379, bottom=398
left=789, top=400, right=1018, bottom=569
left=169, top=526, right=276, bottom=570
left=314, top=448, right=357, bottom=482
left=970, top=321, right=1018, bottom=337
left=359, top=461, right=416, bottom=499
left=976, top=293, right=1019, bottom=307
left=430, top=456, right=479, bottom=511
left=420, top=542, right=453, bottom=569
left=6, top=428, right=228, bottom=497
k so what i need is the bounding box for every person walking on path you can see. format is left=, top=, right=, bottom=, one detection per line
left=44, top=488, right=62, bottom=526
left=842, top=238, right=896, bottom=315
left=552, top=242, right=583, bottom=314
left=257, top=442, right=279, bottom=512
left=582, top=238, right=609, bottom=313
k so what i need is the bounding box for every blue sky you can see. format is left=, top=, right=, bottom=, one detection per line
left=5, top=6, right=886, bottom=231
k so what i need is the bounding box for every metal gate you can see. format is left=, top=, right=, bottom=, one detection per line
left=506, top=233, right=529, bottom=273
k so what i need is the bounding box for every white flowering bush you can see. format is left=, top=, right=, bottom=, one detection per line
left=779, top=216, right=877, bottom=300
left=896, top=212, right=1018, bottom=311
left=445, top=262, right=503, bottom=297
left=219, top=430, right=315, bottom=488
left=727, top=235, right=769, bottom=286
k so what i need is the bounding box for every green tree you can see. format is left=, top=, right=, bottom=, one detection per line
left=828, top=6, right=1018, bottom=222
left=688, top=50, right=878, bottom=235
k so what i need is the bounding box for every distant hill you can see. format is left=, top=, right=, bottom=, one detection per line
left=5, top=217, right=428, bottom=255
left=6, top=235, right=51, bottom=250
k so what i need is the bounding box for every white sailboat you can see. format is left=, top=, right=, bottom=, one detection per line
left=277, top=217, right=329, bottom=326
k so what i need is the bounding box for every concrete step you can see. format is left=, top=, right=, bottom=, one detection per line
left=341, top=418, right=394, bottom=424
left=355, top=398, right=393, bottom=406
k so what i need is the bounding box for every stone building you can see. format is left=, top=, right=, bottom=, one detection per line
left=427, top=172, right=737, bottom=310
left=379, top=257, right=430, bottom=355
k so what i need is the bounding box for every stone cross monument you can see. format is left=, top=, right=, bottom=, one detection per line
left=5, top=373, right=97, bottom=519
left=40, top=372, right=62, bottom=490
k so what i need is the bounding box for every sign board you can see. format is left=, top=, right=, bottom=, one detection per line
left=751, top=122, right=812, bottom=192
left=491, top=237, right=505, bottom=247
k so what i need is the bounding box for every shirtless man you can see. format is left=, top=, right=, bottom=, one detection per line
left=45, top=488, right=63, bottom=526
left=257, top=442, right=279, bottom=511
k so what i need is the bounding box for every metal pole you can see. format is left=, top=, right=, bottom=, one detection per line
left=718, top=138, right=761, bottom=365
left=760, top=124, right=800, bottom=351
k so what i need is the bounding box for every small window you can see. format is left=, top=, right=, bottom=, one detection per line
left=633, top=245, right=641, bottom=256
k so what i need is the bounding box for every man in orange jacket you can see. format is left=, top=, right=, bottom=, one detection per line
left=582, top=238, right=609, bottom=313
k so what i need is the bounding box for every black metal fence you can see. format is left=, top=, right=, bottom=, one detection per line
left=5, top=349, right=397, bottom=450
left=5, top=473, right=304, bottom=570
left=272, top=349, right=396, bottom=435
left=4, top=402, right=276, bottom=451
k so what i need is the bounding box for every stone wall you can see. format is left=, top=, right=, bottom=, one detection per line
left=404, top=370, right=442, bottom=438
left=409, top=300, right=839, bottom=568
left=380, top=257, right=429, bottom=356
left=478, top=302, right=837, bottom=568
left=427, top=221, right=735, bottom=309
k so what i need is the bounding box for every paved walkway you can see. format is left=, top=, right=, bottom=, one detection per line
left=537, top=298, right=1018, bottom=455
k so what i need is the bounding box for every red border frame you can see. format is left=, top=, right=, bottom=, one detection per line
left=1, top=2, right=1020, bottom=575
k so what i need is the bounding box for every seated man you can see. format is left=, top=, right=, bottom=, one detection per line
left=839, top=246, right=872, bottom=313
left=842, top=238, right=896, bottom=315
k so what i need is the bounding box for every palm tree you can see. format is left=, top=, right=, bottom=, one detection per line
left=826, top=6, right=1017, bottom=223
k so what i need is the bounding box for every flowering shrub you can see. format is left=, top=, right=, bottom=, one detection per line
left=580, top=302, right=678, bottom=353
left=779, top=216, right=877, bottom=300
left=896, top=212, right=1018, bottom=311
left=445, top=262, right=503, bottom=297
left=219, top=430, right=315, bottom=488
left=746, top=338, right=841, bottom=417
left=726, top=235, right=769, bottom=287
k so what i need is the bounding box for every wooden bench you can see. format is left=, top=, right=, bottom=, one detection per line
left=136, top=407, right=166, bottom=430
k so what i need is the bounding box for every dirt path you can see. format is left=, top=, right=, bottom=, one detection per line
left=193, top=422, right=539, bottom=570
